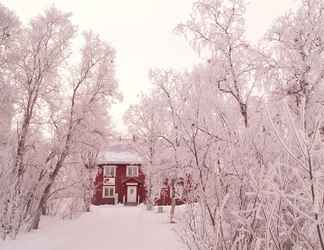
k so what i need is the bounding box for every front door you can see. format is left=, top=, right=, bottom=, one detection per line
left=127, top=186, right=137, bottom=203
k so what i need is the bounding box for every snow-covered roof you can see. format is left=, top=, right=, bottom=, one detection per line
left=97, top=150, right=142, bottom=165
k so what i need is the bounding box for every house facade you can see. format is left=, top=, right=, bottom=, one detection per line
left=92, top=150, right=146, bottom=205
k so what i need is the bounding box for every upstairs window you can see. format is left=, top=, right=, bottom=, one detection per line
left=103, top=166, right=116, bottom=177
left=127, top=166, right=138, bottom=177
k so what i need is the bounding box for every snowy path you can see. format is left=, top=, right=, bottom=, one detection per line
left=0, top=205, right=184, bottom=250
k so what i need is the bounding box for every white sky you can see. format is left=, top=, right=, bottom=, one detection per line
left=3, top=0, right=296, bottom=134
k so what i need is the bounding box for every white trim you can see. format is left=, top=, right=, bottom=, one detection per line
left=127, top=186, right=137, bottom=203
left=126, top=182, right=138, bottom=186
left=126, top=165, right=138, bottom=177
left=103, top=166, right=116, bottom=177
left=102, top=186, right=115, bottom=198
left=97, top=160, right=142, bottom=165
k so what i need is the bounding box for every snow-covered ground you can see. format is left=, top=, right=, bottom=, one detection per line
left=0, top=205, right=185, bottom=250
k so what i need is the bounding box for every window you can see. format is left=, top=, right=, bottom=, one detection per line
left=103, top=166, right=116, bottom=177
left=103, top=186, right=115, bottom=198
left=126, top=166, right=138, bottom=177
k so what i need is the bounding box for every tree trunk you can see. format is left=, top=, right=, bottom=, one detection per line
left=170, top=198, right=176, bottom=223
left=170, top=180, right=176, bottom=223
left=41, top=202, right=47, bottom=216
left=240, top=103, right=248, bottom=128
left=31, top=208, right=41, bottom=231
left=32, top=181, right=51, bottom=230
left=32, top=151, right=69, bottom=230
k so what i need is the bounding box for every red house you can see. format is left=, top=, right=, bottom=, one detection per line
left=92, top=150, right=146, bottom=205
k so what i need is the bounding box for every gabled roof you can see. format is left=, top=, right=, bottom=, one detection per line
left=97, top=151, right=142, bottom=165
left=97, top=141, right=142, bottom=165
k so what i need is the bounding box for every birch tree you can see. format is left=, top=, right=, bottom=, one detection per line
left=31, top=31, right=119, bottom=230
left=0, top=5, right=119, bottom=238
left=262, top=0, right=324, bottom=248
left=1, top=6, right=76, bottom=239
left=124, top=92, right=169, bottom=206
left=177, top=0, right=262, bottom=128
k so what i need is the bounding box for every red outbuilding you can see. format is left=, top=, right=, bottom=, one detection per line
left=154, top=174, right=194, bottom=206
left=92, top=150, right=146, bottom=205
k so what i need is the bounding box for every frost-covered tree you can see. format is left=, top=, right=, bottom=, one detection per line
left=0, top=6, right=76, bottom=239
left=126, top=1, right=324, bottom=249
left=177, top=0, right=262, bottom=128
left=173, top=0, right=324, bottom=249
left=0, top=3, right=20, bottom=144
left=261, top=0, right=324, bottom=248
left=31, top=31, right=119, bottom=230
left=124, top=91, right=168, bottom=206
left=0, top=5, right=119, bottom=239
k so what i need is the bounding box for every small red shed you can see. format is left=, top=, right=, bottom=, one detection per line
left=92, top=150, right=146, bottom=205
left=155, top=174, right=195, bottom=206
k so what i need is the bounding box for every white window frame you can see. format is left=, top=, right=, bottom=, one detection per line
left=103, top=166, right=116, bottom=177
left=102, top=186, right=115, bottom=198
left=126, top=166, right=138, bottom=177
